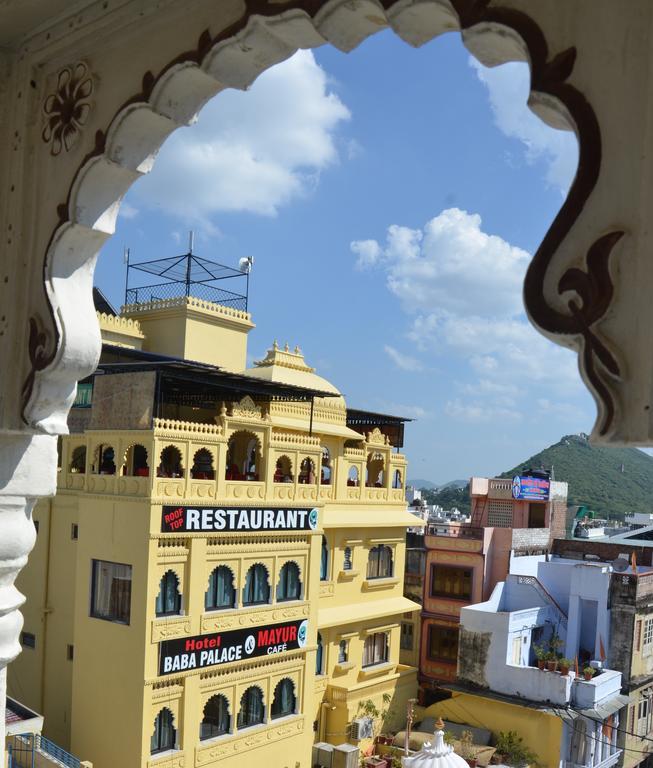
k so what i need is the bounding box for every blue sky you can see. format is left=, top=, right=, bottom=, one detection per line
left=95, top=30, right=589, bottom=485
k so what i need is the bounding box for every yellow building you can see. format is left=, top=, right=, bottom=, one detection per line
left=9, top=280, right=421, bottom=768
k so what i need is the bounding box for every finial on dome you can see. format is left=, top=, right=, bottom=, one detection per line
left=435, top=717, right=445, bottom=731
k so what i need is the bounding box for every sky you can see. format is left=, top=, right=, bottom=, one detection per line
left=95, top=29, right=589, bottom=485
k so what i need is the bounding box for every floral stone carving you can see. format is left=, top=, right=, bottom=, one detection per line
left=42, top=62, right=93, bottom=155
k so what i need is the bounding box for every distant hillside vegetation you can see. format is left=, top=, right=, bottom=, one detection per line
left=501, top=434, right=653, bottom=519
left=415, top=434, right=653, bottom=520
left=420, top=484, right=471, bottom=515
left=408, top=478, right=438, bottom=490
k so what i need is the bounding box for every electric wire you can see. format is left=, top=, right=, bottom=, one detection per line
left=550, top=705, right=653, bottom=758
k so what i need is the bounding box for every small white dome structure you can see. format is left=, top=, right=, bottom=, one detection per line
left=402, top=718, right=470, bottom=768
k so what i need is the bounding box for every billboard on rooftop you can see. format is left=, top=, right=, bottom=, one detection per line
left=512, top=475, right=550, bottom=501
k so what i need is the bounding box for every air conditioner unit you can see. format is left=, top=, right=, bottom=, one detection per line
left=333, top=743, right=359, bottom=768
left=349, top=717, right=373, bottom=741
left=312, top=742, right=334, bottom=768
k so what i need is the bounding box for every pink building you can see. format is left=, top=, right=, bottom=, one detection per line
left=418, top=472, right=568, bottom=703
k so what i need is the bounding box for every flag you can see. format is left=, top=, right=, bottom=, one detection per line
left=599, top=635, right=606, bottom=662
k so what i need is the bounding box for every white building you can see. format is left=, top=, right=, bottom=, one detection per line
left=458, top=558, right=628, bottom=768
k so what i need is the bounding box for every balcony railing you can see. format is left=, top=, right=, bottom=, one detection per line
left=59, top=421, right=409, bottom=506
left=7, top=733, right=82, bottom=768
left=425, top=525, right=484, bottom=539
left=565, top=750, right=621, bottom=768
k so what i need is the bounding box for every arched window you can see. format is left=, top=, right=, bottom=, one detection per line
left=343, top=547, right=352, bottom=571
left=271, top=678, right=296, bottom=719
left=123, top=444, right=148, bottom=476
left=242, top=564, right=270, bottom=606
left=70, top=446, right=86, bottom=474
left=205, top=566, right=236, bottom=611
left=200, top=695, right=230, bottom=740
left=237, top=686, right=264, bottom=729
left=96, top=444, right=116, bottom=475
left=191, top=448, right=215, bottom=480
left=274, top=455, right=293, bottom=483
left=158, top=445, right=183, bottom=478
left=151, top=708, right=176, bottom=754
left=276, top=562, right=301, bottom=602
left=338, top=639, right=348, bottom=664
left=367, top=545, right=393, bottom=579
left=347, top=466, right=359, bottom=487
left=363, top=632, right=389, bottom=667
left=366, top=452, right=385, bottom=487
left=316, top=632, right=324, bottom=675
left=226, top=431, right=262, bottom=481
left=156, top=570, right=181, bottom=617
left=320, top=536, right=329, bottom=581
left=298, top=457, right=315, bottom=484
left=321, top=447, right=332, bottom=485
left=393, top=469, right=403, bottom=489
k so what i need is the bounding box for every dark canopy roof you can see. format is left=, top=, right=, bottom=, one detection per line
left=97, top=344, right=338, bottom=404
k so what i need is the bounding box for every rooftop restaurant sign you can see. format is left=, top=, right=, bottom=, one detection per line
left=159, top=619, right=308, bottom=675
left=161, top=505, right=318, bottom=533
left=512, top=475, right=550, bottom=502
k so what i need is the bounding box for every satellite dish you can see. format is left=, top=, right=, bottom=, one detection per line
left=238, top=256, right=254, bottom=274
left=612, top=557, right=629, bottom=572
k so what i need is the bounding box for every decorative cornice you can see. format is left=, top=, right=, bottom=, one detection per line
left=254, top=341, right=315, bottom=373
left=97, top=311, right=144, bottom=339
left=122, top=295, right=252, bottom=324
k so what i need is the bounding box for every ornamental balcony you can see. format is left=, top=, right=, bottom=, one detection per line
left=57, top=418, right=408, bottom=507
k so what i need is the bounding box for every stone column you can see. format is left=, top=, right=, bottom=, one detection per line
left=0, top=433, right=56, bottom=766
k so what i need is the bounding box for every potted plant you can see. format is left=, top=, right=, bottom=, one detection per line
left=364, top=758, right=389, bottom=768
left=559, top=657, right=572, bottom=676
left=533, top=644, right=546, bottom=670
left=444, top=730, right=456, bottom=746
left=460, top=729, right=478, bottom=768
left=358, top=693, right=396, bottom=745
left=583, top=666, right=596, bottom=681
left=495, top=730, right=537, bottom=766
left=546, top=652, right=558, bottom=672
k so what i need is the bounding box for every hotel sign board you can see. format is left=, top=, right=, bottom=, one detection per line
left=161, top=506, right=318, bottom=533
left=158, top=619, right=308, bottom=675
left=511, top=475, right=550, bottom=501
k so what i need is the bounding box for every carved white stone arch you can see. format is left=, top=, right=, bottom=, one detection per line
left=2, top=1, right=636, bottom=759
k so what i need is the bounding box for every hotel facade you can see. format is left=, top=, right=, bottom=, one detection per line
left=8, top=276, right=421, bottom=768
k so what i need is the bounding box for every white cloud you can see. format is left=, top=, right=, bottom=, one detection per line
left=353, top=207, right=586, bottom=421
left=132, top=50, right=351, bottom=228
left=376, top=401, right=431, bottom=420
left=353, top=208, right=530, bottom=317
left=351, top=239, right=382, bottom=269
left=119, top=201, right=139, bottom=219
left=470, top=58, right=578, bottom=193
left=384, top=344, right=423, bottom=372
left=445, top=398, right=522, bottom=424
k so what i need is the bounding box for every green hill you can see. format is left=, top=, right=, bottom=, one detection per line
left=501, top=434, right=653, bottom=519
left=418, top=434, right=653, bottom=519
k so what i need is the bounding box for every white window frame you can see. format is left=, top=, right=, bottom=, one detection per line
left=637, top=698, right=650, bottom=737
left=644, top=619, right=653, bottom=648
